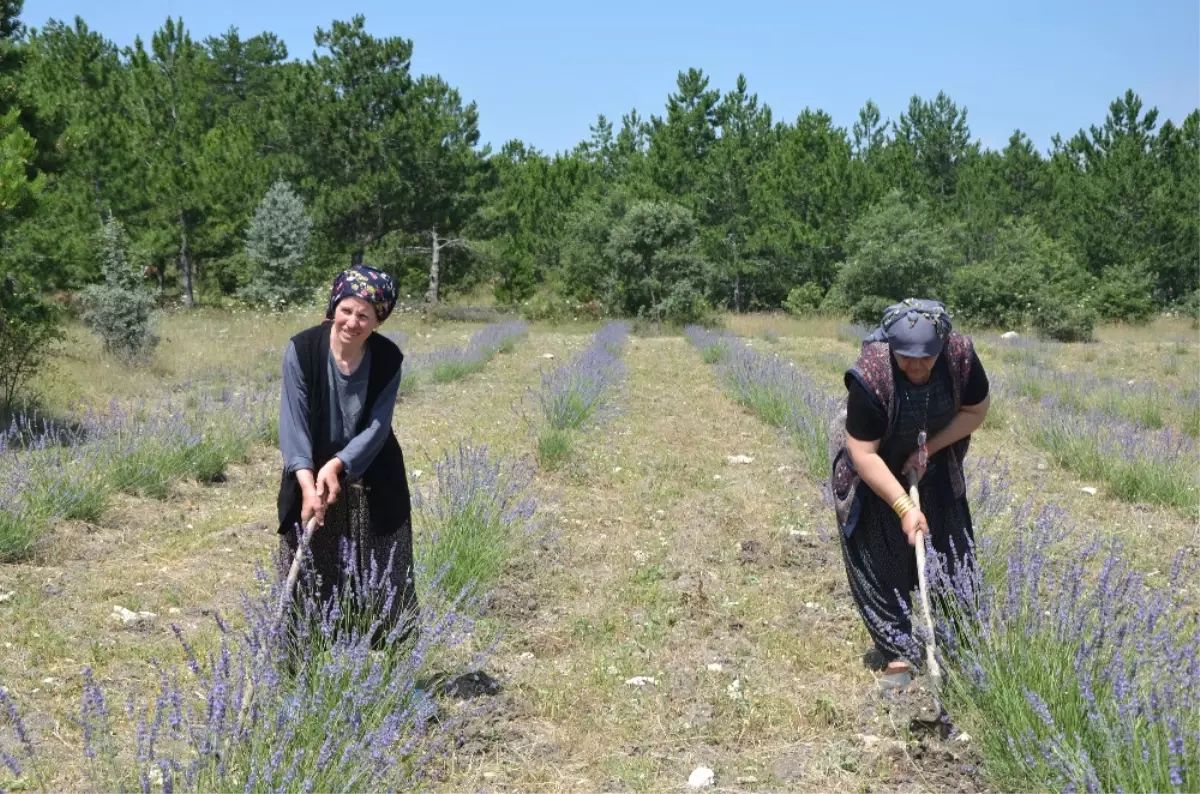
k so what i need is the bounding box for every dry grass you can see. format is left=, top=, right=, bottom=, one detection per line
left=2, top=310, right=1195, bottom=792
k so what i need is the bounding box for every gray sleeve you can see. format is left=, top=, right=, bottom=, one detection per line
left=336, top=365, right=401, bottom=479
left=279, top=341, right=313, bottom=474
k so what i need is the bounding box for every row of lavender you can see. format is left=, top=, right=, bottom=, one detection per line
left=996, top=363, right=1199, bottom=515
left=0, top=390, right=276, bottom=562
left=942, top=465, right=1197, bottom=794
left=524, top=321, right=630, bottom=469
left=686, top=325, right=1197, bottom=793
left=684, top=326, right=838, bottom=479
left=387, top=320, right=528, bottom=396
left=1, top=439, right=545, bottom=792
left=0, top=322, right=530, bottom=564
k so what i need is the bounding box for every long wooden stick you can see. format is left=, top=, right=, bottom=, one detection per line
left=908, top=470, right=942, bottom=684
left=278, top=515, right=319, bottom=620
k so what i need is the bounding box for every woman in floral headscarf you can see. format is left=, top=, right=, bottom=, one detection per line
left=828, top=299, right=991, bottom=689
left=275, top=264, right=416, bottom=643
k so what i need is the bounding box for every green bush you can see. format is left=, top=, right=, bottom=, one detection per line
left=605, top=200, right=711, bottom=323
left=1032, top=296, right=1096, bottom=343
left=783, top=283, right=824, bottom=316
left=818, top=282, right=850, bottom=314
left=1184, top=288, right=1200, bottom=328
left=948, top=219, right=1095, bottom=331
left=654, top=279, right=717, bottom=326
left=849, top=295, right=895, bottom=326
left=1093, top=263, right=1155, bottom=324
left=833, top=191, right=957, bottom=317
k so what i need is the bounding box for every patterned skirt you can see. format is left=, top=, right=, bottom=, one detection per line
left=276, top=481, right=418, bottom=645
left=837, top=455, right=975, bottom=666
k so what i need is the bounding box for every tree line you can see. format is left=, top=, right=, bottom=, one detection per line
left=0, top=1, right=1196, bottom=337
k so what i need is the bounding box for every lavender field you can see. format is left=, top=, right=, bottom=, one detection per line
left=1, top=310, right=1196, bottom=793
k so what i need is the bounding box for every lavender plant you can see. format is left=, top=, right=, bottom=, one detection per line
left=412, top=442, right=543, bottom=603
left=526, top=322, right=628, bottom=467
left=930, top=494, right=1198, bottom=794
left=684, top=325, right=736, bottom=365
left=0, top=545, right=490, bottom=793
left=402, top=321, right=528, bottom=393
left=1007, top=363, right=1192, bottom=435
left=0, top=389, right=276, bottom=561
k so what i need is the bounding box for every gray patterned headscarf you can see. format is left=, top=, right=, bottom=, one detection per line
left=868, top=298, right=953, bottom=358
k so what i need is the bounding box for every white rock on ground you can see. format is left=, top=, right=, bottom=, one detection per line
left=112, top=605, right=157, bottom=625
left=687, top=766, right=715, bottom=788
left=0, top=590, right=14, bottom=603
left=1080, top=487, right=1098, bottom=496
left=726, top=454, right=755, bottom=464
left=706, top=663, right=724, bottom=672
left=1000, top=331, right=1019, bottom=339
left=624, top=676, right=658, bottom=687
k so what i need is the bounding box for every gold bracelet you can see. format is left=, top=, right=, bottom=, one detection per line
left=892, top=495, right=915, bottom=518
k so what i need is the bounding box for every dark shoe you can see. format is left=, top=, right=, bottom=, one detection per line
left=862, top=647, right=889, bottom=671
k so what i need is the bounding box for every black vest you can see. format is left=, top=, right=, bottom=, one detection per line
left=276, top=322, right=412, bottom=536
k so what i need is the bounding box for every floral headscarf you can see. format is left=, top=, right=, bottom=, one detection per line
left=325, top=265, right=398, bottom=324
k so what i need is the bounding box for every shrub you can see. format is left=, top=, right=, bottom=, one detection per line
left=833, top=191, right=957, bottom=319
left=849, top=294, right=895, bottom=327
left=0, top=272, right=63, bottom=409
left=238, top=180, right=313, bottom=310
left=1182, top=288, right=1199, bottom=327
left=81, top=217, right=159, bottom=362
left=1031, top=297, right=1096, bottom=343
left=0, top=545, right=488, bottom=793
left=1093, top=263, right=1156, bottom=324
left=936, top=502, right=1198, bottom=794
left=783, top=283, right=824, bottom=317
left=948, top=219, right=1095, bottom=331
left=604, top=200, right=711, bottom=324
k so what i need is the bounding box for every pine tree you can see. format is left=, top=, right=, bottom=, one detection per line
left=81, top=216, right=159, bottom=361
left=239, top=180, right=312, bottom=310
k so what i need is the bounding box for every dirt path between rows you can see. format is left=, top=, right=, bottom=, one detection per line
left=430, top=335, right=984, bottom=793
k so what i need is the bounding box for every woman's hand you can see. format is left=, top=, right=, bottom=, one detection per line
left=295, top=468, right=325, bottom=528
left=901, top=450, right=927, bottom=482
left=900, top=507, right=929, bottom=546
left=314, top=457, right=344, bottom=516
left=301, top=484, right=325, bottom=528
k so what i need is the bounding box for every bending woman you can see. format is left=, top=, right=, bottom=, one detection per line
left=829, top=299, right=990, bottom=688
left=276, top=264, right=416, bottom=641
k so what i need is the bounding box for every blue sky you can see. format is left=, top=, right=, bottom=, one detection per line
left=22, top=0, right=1200, bottom=156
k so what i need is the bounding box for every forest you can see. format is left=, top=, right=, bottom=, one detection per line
left=0, top=1, right=1197, bottom=350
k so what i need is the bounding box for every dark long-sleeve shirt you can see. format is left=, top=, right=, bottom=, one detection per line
left=278, top=340, right=401, bottom=479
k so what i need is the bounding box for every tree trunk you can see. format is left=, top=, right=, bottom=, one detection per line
left=178, top=211, right=195, bottom=308
left=424, top=228, right=440, bottom=306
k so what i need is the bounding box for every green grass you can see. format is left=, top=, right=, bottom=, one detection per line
left=537, top=428, right=572, bottom=469
left=430, top=359, right=488, bottom=384
left=417, top=507, right=516, bottom=604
